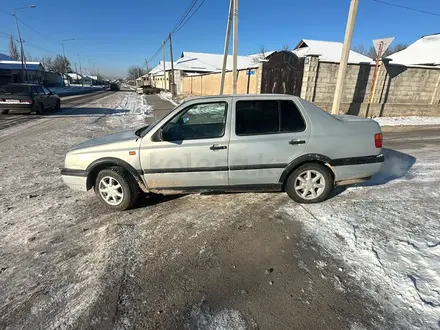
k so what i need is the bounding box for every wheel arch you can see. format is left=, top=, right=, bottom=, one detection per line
left=85, top=157, right=148, bottom=192
left=279, top=154, right=335, bottom=189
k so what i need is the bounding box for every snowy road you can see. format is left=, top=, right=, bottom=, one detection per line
left=0, top=92, right=439, bottom=330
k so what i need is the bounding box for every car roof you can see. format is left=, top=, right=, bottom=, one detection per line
left=185, top=94, right=299, bottom=101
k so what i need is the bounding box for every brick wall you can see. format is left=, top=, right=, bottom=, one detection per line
left=301, top=55, right=440, bottom=116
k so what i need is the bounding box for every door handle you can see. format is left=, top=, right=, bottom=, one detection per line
left=289, top=139, right=306, bottom=145
left=210, top=144, right=227, bottom=151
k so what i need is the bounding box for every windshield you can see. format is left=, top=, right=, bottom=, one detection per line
left=0, top=85, right=31, bottom=95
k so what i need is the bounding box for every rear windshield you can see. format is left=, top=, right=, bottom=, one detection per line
left=0, top=85, right=31, bottom=95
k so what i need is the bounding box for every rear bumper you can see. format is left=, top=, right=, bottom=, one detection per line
left=0, top=104, right=32, bottom=112
left=61, top=168, right=88, bottom=191
left=332, top=154, right=384, bottom=183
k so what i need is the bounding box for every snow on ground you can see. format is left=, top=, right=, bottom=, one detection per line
left=159, top=91, right=194, bottom=106
left=0, top=91, right=152, bottom=328
left=185, top=301, right=249, bottom=330
left=374, top=116, right=440, bottom=127
left=282, top=146, right=440, bottom=329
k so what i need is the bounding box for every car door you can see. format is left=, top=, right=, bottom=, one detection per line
left=140, top=98, right=231, bottom=189
left=42, top=87, right=55, bottom=108
left=33, top=86, right=49, bottom=109
left=228, top=96, right=311, bottom=185
left=31, top=86, right=43, bottom=107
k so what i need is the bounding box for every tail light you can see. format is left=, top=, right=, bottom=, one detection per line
left=20, top=99, right=33, bottom=104
left=375, top=133, right=383, bottom=148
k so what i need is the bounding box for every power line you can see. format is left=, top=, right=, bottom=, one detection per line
left=0, top=8, right=12, bottom=16
left=371, top=0, right=440, bottom=17
left=171, top=0, right=198, bottom=34
left=147, top=0, right=208, bottom=62
left=17, top=17, right=59, bottom=44
left=173, top=0, right=207, bottom=36
left=24, top=40, right=58, bottom=55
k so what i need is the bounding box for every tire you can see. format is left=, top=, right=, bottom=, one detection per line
left=0, top=109, right=9, bottom=114
left=35, top=103, right=44, bottom=115
left=285, top=163, right=334, bottom=204
left=94, top=166, right=139, bottom=211
left=55, top=100, right=61, bottom=110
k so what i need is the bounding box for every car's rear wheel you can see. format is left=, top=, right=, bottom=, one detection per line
left=0, top=109, right=9, bottom=114
left=94, top=166, right=139, bottom=210
left=34, top=103, right=44, bottom=115
left=285, top=163, right=334, bottom=203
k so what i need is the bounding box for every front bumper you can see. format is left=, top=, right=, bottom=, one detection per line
left=61, top=168, right=88, bottom=191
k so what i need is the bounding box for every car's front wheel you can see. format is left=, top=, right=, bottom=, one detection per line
left=94, top=166, right=139, bottom=210
left=285, top=163, right=334, bottom=203
left=55, top=100, right=61, bottom=110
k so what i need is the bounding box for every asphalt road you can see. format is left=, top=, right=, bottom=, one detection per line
left=1, top=91, right=438, bottom=330
left=0, top=90, right=114, bottom=131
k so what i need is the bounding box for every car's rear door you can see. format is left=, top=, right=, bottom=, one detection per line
left=228, top=96, right=311, bottom=186
left=140, top=97, right=232, bottom=189
left=41, top=87, right=55, bottom=108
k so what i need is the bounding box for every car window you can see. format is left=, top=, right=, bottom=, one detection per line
left=280, top=100, right=306, bottom=132
left=35, top=86, right=45, bottom=94
left=31, top=86, right=39, bottom=95
left=1, top=85, right=31, bottom=95
left=162, top=102, right=227, bottom=141
left=235, top=100, right=305, bottom=135
left=42, top=87, right=51, bottom=94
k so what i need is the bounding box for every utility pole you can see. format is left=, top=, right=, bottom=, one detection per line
left=78, top=53, right=83, bottom=87
left=61, top=38, right=74, bottom=86
left=13, top=7, right=35, bottom=82
left=162, top=40, right=166, bottom=91
left=168, top=33, right=176, bottom=96
left=331, top=0, right=359, bottom=114
left=220, top=0, right=234, bottom=95
left=232, top=0, right=239, bottom=94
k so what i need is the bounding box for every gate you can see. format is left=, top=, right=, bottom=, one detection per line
left=261, top=51, right=304, bottom=95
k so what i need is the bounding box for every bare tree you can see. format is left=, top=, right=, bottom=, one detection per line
left=9, top=35, right=19, bottom=60
left=353, top=43, right=409, bottom=60
left=41, top=55, right=71, bottom=72
left=25, top=53, right=39, bottom=62
left=127, top=66, right=146, bottom=79
left=384, top=43, right=408, bottom=56
left=282, top=44, right=290, bottom=51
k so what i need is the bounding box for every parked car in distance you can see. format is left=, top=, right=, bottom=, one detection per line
left=109, top=82, right=120, bottom=91
left=61, top=94, right=384, bottom=210
left=0, top=83, right=60, bottom=114
left=136, top=85, right=160, bottom=95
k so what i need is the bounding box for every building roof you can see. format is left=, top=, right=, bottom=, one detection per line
left=387, top=33, right=440, bottom=66
left=149, top=61, right=173, bottom=76
left=293, top=39, right=372, bottom=63
left=0, top=53, right=14, bottom=61
left=176, top=51, right=275, bottom=72
left=0, top=60, right=43, bottom=71
left=67, top=72, right=83, bottom=79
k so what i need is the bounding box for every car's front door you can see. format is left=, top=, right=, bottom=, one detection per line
left=33, top=86, right=50, bottom=109
left=228, top=97, right=311, bottom=185
left=140, top=98, right=231, bottom=189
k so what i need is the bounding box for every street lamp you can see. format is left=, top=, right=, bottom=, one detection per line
left=61, top=38, right=75, bottom=86
left=13, top=5, right=36, bottom=82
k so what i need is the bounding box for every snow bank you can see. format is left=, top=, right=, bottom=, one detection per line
left=282, top=147, right=440, bottom=329
left=374, top=116, right=440, bottom=127
left=185, top=301, right=248, bottom=330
